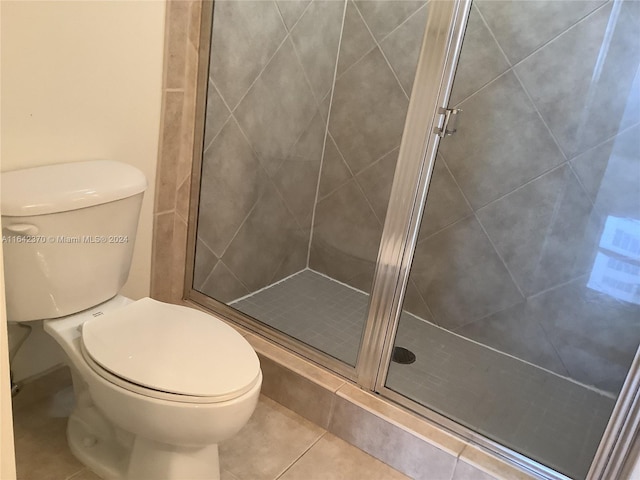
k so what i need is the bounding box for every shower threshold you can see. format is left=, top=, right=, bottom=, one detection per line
left=231, top=268, right=614, bottom=479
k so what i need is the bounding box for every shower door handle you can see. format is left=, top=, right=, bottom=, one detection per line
left=434, top=107, right=462, bottom=137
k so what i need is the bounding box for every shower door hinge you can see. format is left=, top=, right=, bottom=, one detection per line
left=434, top=107, right=462, bottom=137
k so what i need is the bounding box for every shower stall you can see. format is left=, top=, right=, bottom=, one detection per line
left=187, top=1, right=640, bottom=479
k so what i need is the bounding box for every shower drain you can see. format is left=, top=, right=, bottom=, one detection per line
left=391, top=346, right=416, bottom=364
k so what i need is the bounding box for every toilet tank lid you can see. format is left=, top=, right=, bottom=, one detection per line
left=1, top=160, right=147, bottom=217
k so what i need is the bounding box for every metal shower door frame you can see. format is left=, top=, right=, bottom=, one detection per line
left=357, top=1, right=640, bottom=479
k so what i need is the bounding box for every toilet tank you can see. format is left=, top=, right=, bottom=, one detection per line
left=1, top=160, right=147, bottom=322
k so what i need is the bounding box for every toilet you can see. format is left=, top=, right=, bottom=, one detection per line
left=1, top=160, right=262, bottom=480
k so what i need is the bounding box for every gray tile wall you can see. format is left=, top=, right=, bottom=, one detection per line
left=196, top=0, right=640, bottom=394
left=309, top=0, right=428, bottom=291
left=402, top=0, right=640, bottom=393
left=197, top=0, right=429, bottom=297
left=195, top=0, right=344, bottom=300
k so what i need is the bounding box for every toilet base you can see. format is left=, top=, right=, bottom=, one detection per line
left=68, top=407, right=129, bottom=479
left=67, top=406, right=221, bottom=480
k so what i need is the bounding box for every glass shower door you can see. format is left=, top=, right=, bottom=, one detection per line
left=192, top=0, right=431, bottom=371
left=383, top=1, right=640, bottom=479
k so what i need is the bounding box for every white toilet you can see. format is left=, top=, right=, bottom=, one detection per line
left=1, top=160, right=262, bottom=480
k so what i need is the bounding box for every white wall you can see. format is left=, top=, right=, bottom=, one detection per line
left=0, top=0, right=166, bottom=380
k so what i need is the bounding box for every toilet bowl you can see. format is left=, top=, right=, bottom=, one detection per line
left=1, top=160, right=262, bottom=479
left=44, top=295, right=261, bottom=480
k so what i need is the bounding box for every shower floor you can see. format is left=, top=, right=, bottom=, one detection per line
left=231, top=269, right=615, bottom=480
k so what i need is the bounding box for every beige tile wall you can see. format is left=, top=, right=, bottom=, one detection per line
left=151, top=0, right=202, bottom=303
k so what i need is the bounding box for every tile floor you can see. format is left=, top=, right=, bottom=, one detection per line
left=11, top=367, right=409, bottom=480
left=231, top=269, right=616, bottom=480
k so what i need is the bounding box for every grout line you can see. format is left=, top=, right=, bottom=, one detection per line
left=353, top=145, right=400, bottom=227
left=284, top=3, right=332, bottom=117
left=154, top=207, right=176, bottom=217
left=306, top=0, right=349, bottom=268
left=274, top=431, right=328, bottom=480
left=216, top=183, right=262, bottom=260
left=474, top=3, right=513, bottom=69
left=351, top=1, right=410, bottom=100
left=314, top=133, right=356, bottom=201
left=408, top=311, right=616, bottom=399
left=201, top=79, right=231, bottom=155
left=506, top=0, right=611, bottom=73
left=275, top=0, right=315, bottom=36
left=309, top=268, right=371, bottom=297
left=230, top=269, right=308, bottom=305
left=511, top=67, right=570, bottom=163
left=474, top=210, right=527, bottom=300
left=229, top=33, right=291, bottom=116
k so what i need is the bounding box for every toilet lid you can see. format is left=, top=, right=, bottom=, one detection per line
left=81, top=298, right=260, bottom=401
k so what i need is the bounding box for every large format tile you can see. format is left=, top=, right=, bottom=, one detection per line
left=448, top=5, right=510, bottom=106
left=219, top=395, right=325, bottom=480
left=310, top=179, right=383, bottom=291
left=210, top=1, right=287, bottom=110
left=329, top=394, right=458, bottom=480
left=192, top=237, right=218, bottom=290
left=202, top=80, right=230, bottom=151
left=354, top=0, right=425, bottom=42
left=571, top=123, right=640, bottom=219
left=515, top=1, right=640, bottom=158
left=222, top=183, right=306, bottom=292
left=440, top=71, right=565, bottom=209
left=309, top=242, right=377, bottom=294
left=234, top=39, right=319, bottom=176
left=276, top=0, right=310, bottom=30
left=272, top=111, right=326, bottom=230
left=258, top=354, right=337, bottom=430
left=477, top=0, right=606, bottom=64
left=197, top=118, right=269, bottom=257
left=290, top=0, right=344, bottom=101
left=451, top=460, right=499, bottom=480
left=336, top=1, right=376, bottom=76
left=418, top=157, right=472, bottom=239
left=477, top=165, right=601, bottom=295
left=459, top=445, right=535, bottom=480
left=199, top=260, right=250, bottom=303
left=12, top=370, right=83, bottom=480
left=329, top=47, right=409, bottom=175
left=355, top=147, right=399, bottom=223
left=409, top=216, right=523, bottom=329
left=379, top=3, right=428, bottom=96
left=156, top=90, right=183, bottom=213
left=402, top=280, right=434, bottom=323
left=279, top=434, right=411, bottom=480
left=532, top=276, right=640, bottom=393
left=318, top=134, right=353, bottom=198
left=455, top=301, right=570, bottom=376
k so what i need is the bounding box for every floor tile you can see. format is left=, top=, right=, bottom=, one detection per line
left=219, top=395, right=325, bottom=480
left=12, top=370, right=84, bottom=480
left=279, top=433, right=410, bottom=480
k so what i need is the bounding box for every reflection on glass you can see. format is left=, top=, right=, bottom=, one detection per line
left=193, top=0, right=429, bottom=366
left=386, top=1, right=640, bottom=479
left=588, top=217, right=640, bottom=304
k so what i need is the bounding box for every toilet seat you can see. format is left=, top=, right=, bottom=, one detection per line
left=80, top=297, right=261, bottom=403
